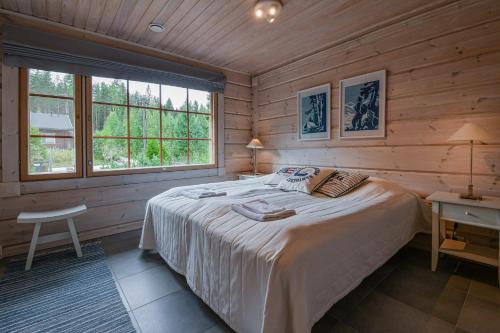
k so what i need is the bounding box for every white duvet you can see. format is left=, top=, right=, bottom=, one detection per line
left=140, top=176, right=429, bottom=333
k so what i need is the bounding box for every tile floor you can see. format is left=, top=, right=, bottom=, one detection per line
left=100, top=231, right=500, bottom=333
left=2, top=231, right=499, bottom=333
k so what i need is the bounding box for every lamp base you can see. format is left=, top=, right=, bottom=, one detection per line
left=459, top=193, right=482, bottom=201
left=460, top=184, right=482, bottom=200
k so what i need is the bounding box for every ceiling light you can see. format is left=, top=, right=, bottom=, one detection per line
left=254, top=0, right=282, bottom=23
left=148, top=23, right=165, bottom=33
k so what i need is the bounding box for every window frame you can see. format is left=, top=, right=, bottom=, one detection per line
left=19, top=68, right=83, bottom=181
left=84, top=76, right=218, bottom=177
left=19, top=69, right=219, bottom=181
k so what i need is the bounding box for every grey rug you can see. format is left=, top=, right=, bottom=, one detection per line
left=0, top=242, right=136, bottom=333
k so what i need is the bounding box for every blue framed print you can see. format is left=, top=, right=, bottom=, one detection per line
left=297, top=83, right=331, bottom=141
left=339, top=70, right=386, bottom=139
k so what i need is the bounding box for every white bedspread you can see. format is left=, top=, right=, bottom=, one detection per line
left=140, top=176, right=429, bottom=333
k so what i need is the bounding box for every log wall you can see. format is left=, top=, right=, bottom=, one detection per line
left=253, top=0, right=500, bottom=197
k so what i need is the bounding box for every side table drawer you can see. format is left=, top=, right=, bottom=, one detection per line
left=441, top=203, right=499, bottom=230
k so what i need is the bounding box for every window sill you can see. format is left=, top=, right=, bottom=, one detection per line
left=89, top=163, right=217, bottom=177
left=20, top=167, right=225, bottom=195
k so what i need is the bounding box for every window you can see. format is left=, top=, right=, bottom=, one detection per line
left=19, top=67, right=218, bottom=180
left=87, top=76, right=216, bottom=175
left=19, top=68, right=82, bottom=181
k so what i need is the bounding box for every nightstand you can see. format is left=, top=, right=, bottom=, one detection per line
left=426, top=191, right=500, bottom=285
left=238, top=173, right=268, bottom=180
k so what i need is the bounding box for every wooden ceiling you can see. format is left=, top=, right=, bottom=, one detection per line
left=0, top=0, right=443, bottom=74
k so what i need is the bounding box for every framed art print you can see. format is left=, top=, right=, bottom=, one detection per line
left=339, top=70, right=386, bottom=139
left=297, top=83, right=331, bottom=141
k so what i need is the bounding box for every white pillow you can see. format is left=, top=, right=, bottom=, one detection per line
left=277, top=167, right=336, bottom=194
left=264, top=167, right=301, bottom=185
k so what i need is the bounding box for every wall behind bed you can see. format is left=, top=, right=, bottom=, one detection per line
left=0, top=17, right=253, bottom=257
left=253, top=0, right=500, bottom=198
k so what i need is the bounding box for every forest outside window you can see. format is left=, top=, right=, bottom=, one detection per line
left=87, top=76, right=216, bottom=175
left=19, top=67, right=217, bottom=181
left=19, top=68, right=82, bottom=181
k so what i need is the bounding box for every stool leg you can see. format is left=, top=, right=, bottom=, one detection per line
left=26, top=223, right=41, bottom=270
left=67, top=218, right=82, bottom=257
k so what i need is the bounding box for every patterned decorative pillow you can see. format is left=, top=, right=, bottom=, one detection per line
left=316, top=171, right=369, bottom=197
left=264, top=167, right=301, bottom=185
left=277, top=167, right=336, bottom=194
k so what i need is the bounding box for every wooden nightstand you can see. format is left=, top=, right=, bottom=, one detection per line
left=426, top=191, right=500, bottom=285
left=238, top=173, right=268, bottom=180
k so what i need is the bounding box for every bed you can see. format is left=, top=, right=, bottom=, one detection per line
left=140, top=176, right=429, bottom=333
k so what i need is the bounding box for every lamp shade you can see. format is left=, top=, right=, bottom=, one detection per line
left=447, top=123, right=493, bottom=143
left=246, top=138, right=264, bottom=149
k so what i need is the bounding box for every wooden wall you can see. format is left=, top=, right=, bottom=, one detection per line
left=0, top=21, right=252, bottom=257
left=253, top=0, right=500, bottom=197
left=221, top=73, right=253, bottom=174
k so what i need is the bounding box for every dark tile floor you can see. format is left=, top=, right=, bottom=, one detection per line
left=101, top=231, right=500, bottom=333
left=2, top=231, right=499, bottom=333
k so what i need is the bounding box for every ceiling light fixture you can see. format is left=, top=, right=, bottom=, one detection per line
left=254, top=0, right=282, bottom=23
left=148, top=23, right=165, bottom=33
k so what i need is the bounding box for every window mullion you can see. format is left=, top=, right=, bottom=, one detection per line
left=127, top=80, right=131, bottom=169
left=186, top=88, right=190, bottom=164
left=160, top=86, right=163, bottom=166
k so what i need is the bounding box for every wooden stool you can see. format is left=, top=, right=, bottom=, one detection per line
left=17, top=204, right=87, bottom=270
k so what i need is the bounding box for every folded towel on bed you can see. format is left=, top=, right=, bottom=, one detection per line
left=181, top=189, right=227, bottom=199
left=242, top=199, right=286, bottom=214
left=232, top=203, right=296, bottom=221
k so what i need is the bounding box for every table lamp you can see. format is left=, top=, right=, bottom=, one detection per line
left=246, top=138, right=264, bottom=175
left=447, top=123, right=493, bottom=200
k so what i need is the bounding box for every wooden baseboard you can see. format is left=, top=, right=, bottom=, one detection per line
left=1, top=221, right=142, bottom=258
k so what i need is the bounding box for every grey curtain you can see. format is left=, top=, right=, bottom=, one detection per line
left=3, top=24, right=226, bottom=92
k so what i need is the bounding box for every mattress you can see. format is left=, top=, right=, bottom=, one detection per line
left=140, top=176, right=429, bottom=333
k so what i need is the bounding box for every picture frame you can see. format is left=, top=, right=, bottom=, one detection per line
left=297, top=83, right=331, bottom=141
left=339, top=70, right=386, bottom=139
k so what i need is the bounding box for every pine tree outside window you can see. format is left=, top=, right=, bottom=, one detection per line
left=87, top=76, right=216, bottom=176
left=19, top=68, right=217, bottom=181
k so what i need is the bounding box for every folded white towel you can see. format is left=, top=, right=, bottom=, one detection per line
left=232, top=204, right=296, bottom=222
left=242, top=199, right=286, bottom=214
left=181, top=189, right=227, bottom=199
